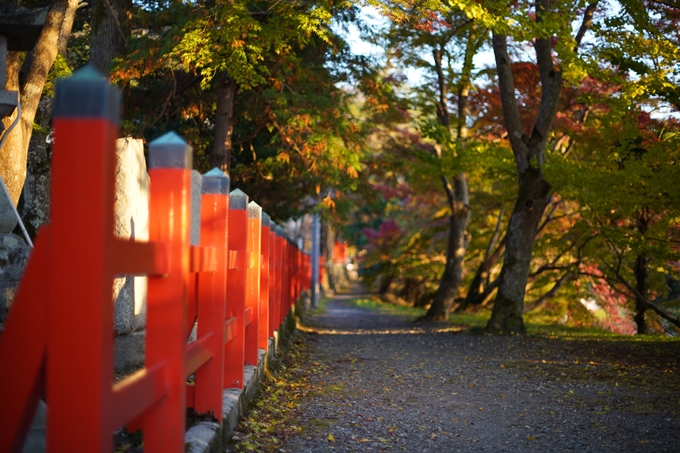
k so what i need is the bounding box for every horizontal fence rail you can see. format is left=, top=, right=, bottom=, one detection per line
left=0, top=67, right=314, bottom=453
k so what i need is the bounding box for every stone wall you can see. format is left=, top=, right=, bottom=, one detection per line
left=0, top=233, right=31, bottom=324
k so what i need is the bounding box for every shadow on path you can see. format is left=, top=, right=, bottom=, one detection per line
left=276, top=287, right=680, bottom=453
left=301, top=285, right=459, bottom=336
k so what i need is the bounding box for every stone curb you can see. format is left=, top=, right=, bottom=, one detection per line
left=184, top=303, right=300, bottom=453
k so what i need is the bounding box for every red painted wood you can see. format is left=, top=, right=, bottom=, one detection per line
left=47, top=118, right=118, bottom=453
left=144, top=167, right=191, bottom=453
left=224, top=317, right=237, bottom=344
left=111, top=239, right=169, bottom=276
left=186, top=333, right=214, bottom=375
left=277, top=235, right=286, bottom=327
left=225, top=209, right=247, bottom=388
left=245, top=217, right=261, bottom=365
left=111, top=363, right=168, bottom=428
left=194, top=191, right=228, bottom=419
left=259, top=224, right=270, bottom=349
left=268, top=229, right=279, bottom=337
left=0, top=84, right=315, bottom=452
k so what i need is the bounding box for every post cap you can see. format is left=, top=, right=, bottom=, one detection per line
left=275, top=225, right=285, bottom=236
left=53, top=65, right=121, bottom=124
left=247, top=201, right=262, bottom=219
left=262, top=212, right=270, bottom=227
left=202, top=167, right=230, bottom=194
left=229, top=188, right=248, bottom=210
left=148, top=132, right=193, bottom=169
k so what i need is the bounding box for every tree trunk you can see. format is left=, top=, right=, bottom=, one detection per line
left=633, top=209, right=651, bottom=334
left=211, top=72, right=238, bottom=174
left=458, top=208, right=506, bottom=312
left=379, top=273, right=394, bottom=296
left=484, top=0, right=582, bottom=333
left=486, top=167, right=551, bottom=334
left=89, top=0, right=130, bottom=74
left=425, top=174, right=471, bottom=319
left=1, top=52, right=23, bottom=206
left=57, top=0, right=79, bottom=55
left=0, top=0, right=75, bottom=206
left=22, top=0, right=78, bottom=238
left=422, top=36, right=477, bottom=320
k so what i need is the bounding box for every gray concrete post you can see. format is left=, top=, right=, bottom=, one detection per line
left=311, top=214, right=320, bottom=308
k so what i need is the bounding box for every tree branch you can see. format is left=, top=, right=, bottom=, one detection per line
left=463, top=276, right=500, bottom=308
left=524, top=270, right=574, bottom=312
left=611, top=267, right=680, bottom=329
left=101, top=0, right=129, bottom=49
left=484, top=206, right=504, bottom=261
left=531, top=0, right=564, bottom=149
left=574, top=1, right=600, bottom=52
left=440, top=175, right=455, bottom=211
left=433, top=46, right=450, bottom=127
left=537, top=198, right=560, bottom=233
left=492, top=33, right=528, bottom=171
left=650, top=0, right=680, bottom=8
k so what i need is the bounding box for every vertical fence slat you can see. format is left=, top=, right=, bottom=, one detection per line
left=269, top=224, right=279, bottom=337
left=47, top=68, right=121, bottom=453
left=245, top=202, right=262, bottom=365
left=194, top=168, right=230, bottom=419
left=225, top=189, right=248, bottom=388
left=276, top=228, right=286, bottom=327
left=144, top=133, right=192, bottom=452
left=259, top=213, right=271, bottom=349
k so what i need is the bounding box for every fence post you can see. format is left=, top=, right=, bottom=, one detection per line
left=295, top=244, right=300, bottom=303
left=275, top=226, right=286, bottom=326
left=259, top=213, right=271, bottom=350
left=194, top=168, right=230, bottom=419
left=144, top=132, right=193, bottom=452
left=269, top=222, right=279, bottom=337
left=311, top=215, right=320, bottom=307
left=225, top=189, right=248, bottom=388
left=287, top=239, right=294, bottom=313
left=44, top=66, right=121, bottom=453
left=245, top=201, right=262, bottom=365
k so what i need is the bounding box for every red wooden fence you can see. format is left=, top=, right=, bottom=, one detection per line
left=0, top=67, right=313, bottom=452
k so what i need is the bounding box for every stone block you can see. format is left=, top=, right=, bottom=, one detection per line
left=113, top=138, right=149, bottom=335
left=20, top=399, right=46, bottom=453
left=0, top=233, right=31, bottom=324
left=0, top=182, right=17, bottom=234
left=113, top=330, right=146, bottom=373
left=22, top=96, right=52, bottom=239
left=185, top=421, right=220, bottom=453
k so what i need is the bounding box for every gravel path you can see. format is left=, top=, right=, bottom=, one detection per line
left=234, top=288, right=680, bottom=452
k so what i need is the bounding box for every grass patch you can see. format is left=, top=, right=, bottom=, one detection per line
left=350, top=294, right=680, bottom=342
left=350, top=296, right=427, bottom=318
